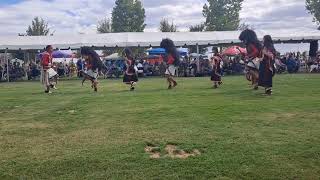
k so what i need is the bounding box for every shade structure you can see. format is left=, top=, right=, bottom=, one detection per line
left=105, top=53, right=122, bottom=60
left=38, top=50, right=73, bottom=59
left=222, top=46, right=247, bottom=56
left=52, top=50, right=73, bottom=58
left=177, top=48, right=189, bottom=56
left=0, top=29, right=319, bottom=50
left=147, top=48, right=189, bottom=56
left=147, top=48, right=166, bottom=55
left=145, top=55, right=163, bottom=65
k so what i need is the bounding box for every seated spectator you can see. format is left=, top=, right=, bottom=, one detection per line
left=77, top=59, right=83, bottom=77
left=294, top=58, right=301, bottom=73
left=0, top=65, right=3, bottom=81
left=286, top=54, right=297, bottom=73
left=29, top=63, right=40, bottom=80
left=159, top=62, right=166, bottom=77
left=153, top=62, right=160, bottom=76
left=57, top=62, right=65, bottom=77
left=137, top=61, right=144, bottom=77
left=69, top=62, right=77, bottom=77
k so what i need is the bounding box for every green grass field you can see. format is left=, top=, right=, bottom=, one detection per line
left=0, top=74, right=319, bottom=179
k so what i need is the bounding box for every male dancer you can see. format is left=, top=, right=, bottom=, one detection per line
left=41, top=45, right=57, bottom=94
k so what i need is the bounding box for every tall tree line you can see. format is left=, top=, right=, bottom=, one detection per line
left=306, top=0, right=320, bottom=30
left=24, top=0, right=320, bottom=36
left=97, top=0, right=146, bottom=33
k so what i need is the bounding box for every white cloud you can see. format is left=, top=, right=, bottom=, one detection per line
left=0, top=0, right=317, bottom=36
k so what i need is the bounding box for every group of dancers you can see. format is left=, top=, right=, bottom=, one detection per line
left=239, top=29, right=276, bottom=95
left=40, top=29, right=276, bottom=96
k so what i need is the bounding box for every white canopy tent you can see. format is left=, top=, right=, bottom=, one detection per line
left=0, top=29, right=319, bottom=50
left=105, top=53, right=122, bottom=60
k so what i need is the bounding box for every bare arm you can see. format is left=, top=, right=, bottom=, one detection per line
left=263, top=48, right=274, bottom=59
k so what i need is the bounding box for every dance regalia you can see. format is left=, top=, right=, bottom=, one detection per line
left=246, top=44, right=261, bottom=68
left=245, top=44, right=262, bottom=88
left=123, top=58, right=138, bottom=84
left=41, top=52, right=57, bottom=89
left=258, top=48, right=275, bottom=89
left=211, top=55, right=222, bottom=83
left=164, top=54, right=176, bottom=76
left=83, top=59, right=98, bottom=80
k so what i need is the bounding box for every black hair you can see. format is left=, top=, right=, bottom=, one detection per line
left=263, top=35, right=276, bottom=54
left=80, top=46, right=103, bottom=71
left=212, top=47, right=219, bottom=55
left=45, top=45, right=52, bottom=51
left=123, top=48, right=135, bottom=64
left=123, top=48, right=134, bottom=60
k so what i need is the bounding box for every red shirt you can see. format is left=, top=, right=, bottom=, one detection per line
left=247, top=44, right=261, bottom=59
left=85, top=59, right=93, bottom=69
left=41, top=52, right=52, bottom=70
left=126, top=58, right=133, bottom=66
left=212, top=56, right=221, bottom=71
left=167, top=55, right=175, bottom=65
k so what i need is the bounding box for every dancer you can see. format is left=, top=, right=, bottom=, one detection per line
left=259, top=35, right=276, bottom=95
left=80, top=47, right=104, bottom=92
left=122, top=48, right=138, bottom=91
left=210, top=48, right=223, bottom=88
left=41, top=45, right=57, bottom=94
left=239, top=29, right=262, bottom=90
left=160, top=38, right=179, bottom=89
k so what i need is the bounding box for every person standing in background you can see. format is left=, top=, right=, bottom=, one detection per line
left=41, top=45, right=55, bottom=94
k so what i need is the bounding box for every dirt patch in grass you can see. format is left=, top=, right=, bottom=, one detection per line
left=145, top=143, right=201, bottom=159
left=165, top=144, right=201, bottom=159
left=144, top=145, right=161, bottom=159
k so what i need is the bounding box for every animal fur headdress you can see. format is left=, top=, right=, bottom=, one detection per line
left=80, top=47, right=104, bottom=71
left=239, top=29, right=262, bottom=50
left=160, top=38, right=179, bottom=61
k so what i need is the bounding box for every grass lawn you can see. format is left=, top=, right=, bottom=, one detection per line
left=0, top=74, right=319, bottom=179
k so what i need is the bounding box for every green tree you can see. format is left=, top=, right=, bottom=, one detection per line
left=26, top=17, right=51, bottom=36
left=97, top=18, right=112, bottom=33
left=111, top=0, right=146, bottom=32
left=306, top=0, right=320, bottom=29
left=203, top=0, right=243, bottom=31
left=159, top=18, right=177, bottom=32
left=238, top=23, right=254, bottom=31
left=189, top=23, right=205, bottom=32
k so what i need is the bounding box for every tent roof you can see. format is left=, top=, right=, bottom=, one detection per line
left=105, top=53, right=122, bottom=60
left=0, top=29, right=319, bottom=50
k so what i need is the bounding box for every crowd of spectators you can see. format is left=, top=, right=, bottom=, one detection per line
left=1, top=51, right=319, bottom=82
left=0, top=62, right=26, bottom=81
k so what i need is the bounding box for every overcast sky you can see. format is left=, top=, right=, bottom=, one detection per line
left=0, top=0, right=318, bottom=36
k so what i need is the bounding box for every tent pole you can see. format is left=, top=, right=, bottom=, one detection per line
left=5, top=48, right=9, bottom=82
left=196, top=44, right=200, bottom=75
left=27, top=51, right=30, bottom=79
